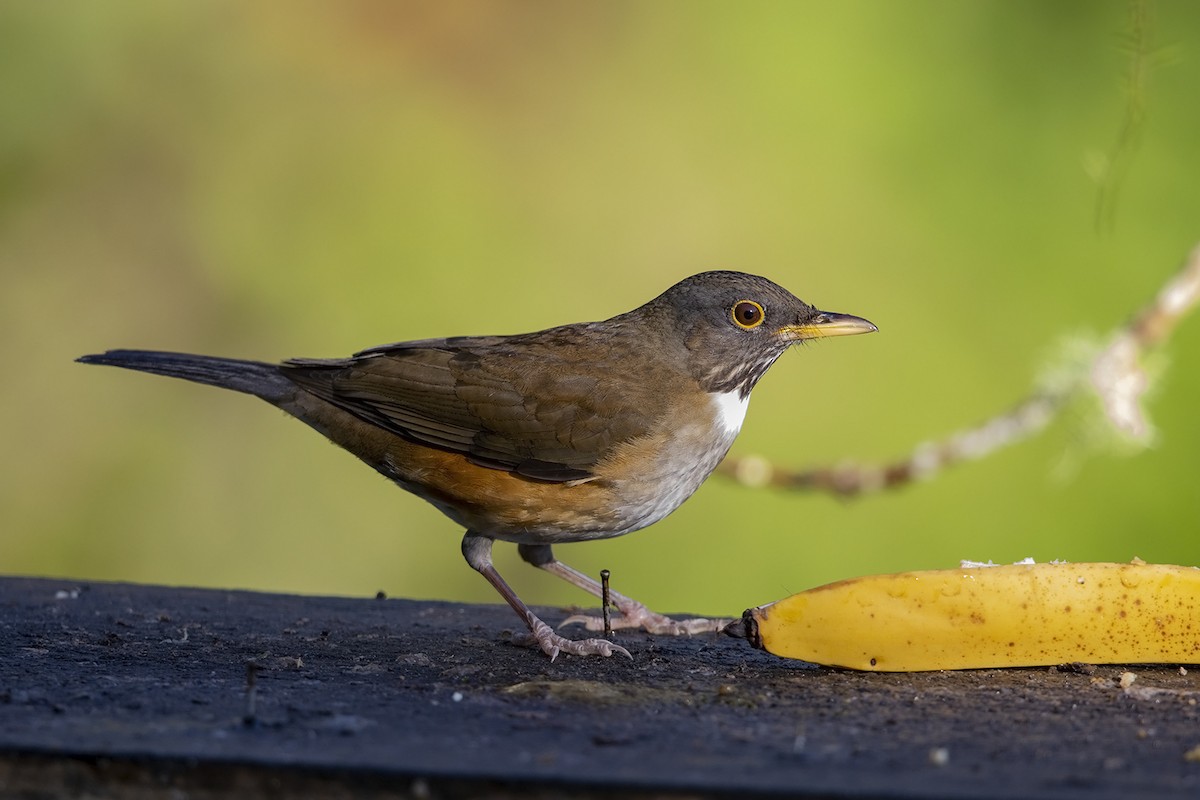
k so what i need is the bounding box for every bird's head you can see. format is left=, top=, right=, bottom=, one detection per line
left=650, top=271, right=876, bottom=397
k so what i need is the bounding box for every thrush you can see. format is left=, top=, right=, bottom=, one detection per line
left=79, top=271, right=875, bottom=660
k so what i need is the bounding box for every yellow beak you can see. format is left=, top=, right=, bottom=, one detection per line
left=778, top=311, right=877, bottom=342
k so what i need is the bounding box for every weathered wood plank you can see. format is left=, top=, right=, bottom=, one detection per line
left=2, top=576, right=1198, bottom=799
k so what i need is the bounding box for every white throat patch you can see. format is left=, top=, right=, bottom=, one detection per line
left=711, top=390, right=750, bottom=437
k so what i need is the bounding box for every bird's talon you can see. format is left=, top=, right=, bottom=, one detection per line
left=559, top=608, right=732, bottom=636
left=519, top=618, right=629, bottom=659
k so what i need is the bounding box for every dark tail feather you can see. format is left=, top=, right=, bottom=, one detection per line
left=77, top=350, right=294, bottom=403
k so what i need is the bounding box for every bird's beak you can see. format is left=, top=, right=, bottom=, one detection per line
left=778, top=311, right=878, bottom=342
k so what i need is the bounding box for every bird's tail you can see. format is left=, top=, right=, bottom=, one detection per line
left=77, top=350, right=294, bottom=403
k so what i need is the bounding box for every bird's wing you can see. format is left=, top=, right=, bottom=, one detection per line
left=281, top=336, right=660, bottom=482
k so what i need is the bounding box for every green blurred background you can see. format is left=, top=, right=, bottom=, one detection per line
left=4, top=1, right=1199, bottom=617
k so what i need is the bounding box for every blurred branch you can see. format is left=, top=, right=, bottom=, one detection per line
left=718, top=242, right=1200, bottom=497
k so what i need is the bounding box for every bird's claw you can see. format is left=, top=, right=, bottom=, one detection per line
left=560, top=609, right=732, bottom=636
left=514, top=618, right=632, bottom=660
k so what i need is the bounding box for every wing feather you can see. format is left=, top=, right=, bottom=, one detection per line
left=280, top=332, right=667, bottom=482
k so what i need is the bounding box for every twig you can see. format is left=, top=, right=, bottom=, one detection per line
left=1094, top=0, right=1155, bottom=233
left=718, top=243, right=1200, bottom=497
left=600, top=569, right=612, bottom=640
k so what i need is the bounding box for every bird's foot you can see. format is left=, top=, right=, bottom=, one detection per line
left=513, top=617, right=632, bottom=661
left=561, top=600, right=731, bottom=636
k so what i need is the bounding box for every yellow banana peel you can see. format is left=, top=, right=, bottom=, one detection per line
left=725, top=560, right=1200, bottom=671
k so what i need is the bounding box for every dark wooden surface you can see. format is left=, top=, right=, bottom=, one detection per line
left=2, top=575, right=1199, bottom=799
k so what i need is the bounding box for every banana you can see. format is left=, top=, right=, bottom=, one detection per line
left=725, top=560, right=1200, bottom=671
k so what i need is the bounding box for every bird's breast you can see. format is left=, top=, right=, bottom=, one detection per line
left=590, top=390, right=746, bottom=535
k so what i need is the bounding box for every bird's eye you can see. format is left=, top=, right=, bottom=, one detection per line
left=732, top=300, right=765, bottom=330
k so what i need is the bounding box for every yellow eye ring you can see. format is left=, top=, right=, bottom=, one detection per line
left=732, top=300, right=765, bottom=330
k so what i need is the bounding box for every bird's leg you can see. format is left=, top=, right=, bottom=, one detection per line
left=517, top=544, right=730, bottom=635
left=461, top=532, right=630, bottom=661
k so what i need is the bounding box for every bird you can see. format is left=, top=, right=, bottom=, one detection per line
left=78, top=271, right=875, bottom=660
